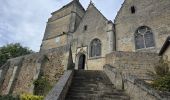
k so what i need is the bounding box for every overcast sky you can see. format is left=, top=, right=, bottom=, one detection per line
left=0, top=0, right=124, bottom=52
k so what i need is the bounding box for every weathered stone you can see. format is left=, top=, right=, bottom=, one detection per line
left=104, top=65, right=170, bottom=100
left=45, top=70, right=74, bottom=100
left=65, top=70, right=129, bottom=100
left=106, top=51, right=161, bottom=79
left=115, top=0, right=170, bottom=53
left=41, top=0, right=85, bottom=51
left=0, top=46, right=73, bottom=95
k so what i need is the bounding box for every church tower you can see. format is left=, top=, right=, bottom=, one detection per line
left=40, top=0, right=85, bottom=51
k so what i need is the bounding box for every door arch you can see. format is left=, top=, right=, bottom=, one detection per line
left=78, top=54, right=86, bottom=70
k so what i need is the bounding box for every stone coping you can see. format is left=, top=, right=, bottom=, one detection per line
left=45, top=70, right=74, bottom=100
left=104, top=64, right=170, bottom=100
left=126, top=76, right=170, bottom=100
left=2, top=44, right=70, bottom=64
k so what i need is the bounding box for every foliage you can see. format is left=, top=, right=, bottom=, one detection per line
left=20, top=94, right=44, bottom=100
left=0, top=94, right=43, bottom=100
left=33, top=73, right=52, bottom=96
left=149, top=59, right=170, bottom=92
left=0, top=95, right=19, bottom=100
left=0, top=43, right=33, bottom=67
left=152, top=74, right=170, bottom=91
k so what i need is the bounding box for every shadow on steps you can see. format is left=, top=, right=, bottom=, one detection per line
left=65, top=70, right=130, bottom=100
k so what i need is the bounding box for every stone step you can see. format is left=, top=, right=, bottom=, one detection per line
left=71, top=83, right=98, bottom=87
left=68, top=86, right=98, bottom=91
left=102, top=95, right=130, bottom=100
left=73, top=76, right=103, bottom=80
left=67, top=91, right=98, bottom=96
left=72, top=79, right=113, bottom=83
left=73, top=76, right=112, bottom=82
left=65, top=70, right=130, bottom=100
left=72, top=79, right=103, bottom=83
left=69, top=88, right=124, bottom=94
left=73, top=78, right=111, bottom=82
left=74, top=71, right=103, bottom=77
left=69, top=86, right=115, bottom=92
left=74, top=70, right=102, bottom=73
left=67, top=90, right=126, bottom=96
left=66, top=95, right=129, bottom=100
left=71, top=80, right=113, bottom=84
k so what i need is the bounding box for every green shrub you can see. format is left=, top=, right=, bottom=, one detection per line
left=152, top=74, right=170, bottom=92
left=149, top=58, right=170, bottom=92
left=20, top=94, right=43, bottom=100
left=0, top=95, right=19, bottom=100
left=33, top=76, right=52, bottom=96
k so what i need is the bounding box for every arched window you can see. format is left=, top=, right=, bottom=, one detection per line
left=90, top=39, right=101, bottom=57
left=135, top=26, right=155, bottom=49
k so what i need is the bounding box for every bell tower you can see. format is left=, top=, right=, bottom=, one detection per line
left=40, top=0, right=85, bottom=51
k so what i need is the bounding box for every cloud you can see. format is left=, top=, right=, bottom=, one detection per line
left=0, top=0, right=123, bottom=52
left=0, top=0, right=57, bottom=51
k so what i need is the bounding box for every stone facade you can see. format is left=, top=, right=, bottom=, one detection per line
left=0, top=45, right=73, bottom=95
left=71, top=3, right=115, bottom=70
left=115, top=0, right=170, bottom=53
left=106, top=51, right=160, bottom=79
left=40, top=0, right=170, bottom=70
left=40, top=0, right=115, bottom=70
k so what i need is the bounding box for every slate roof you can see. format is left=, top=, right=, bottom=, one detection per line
left=159, top=36, right=170, bottom=56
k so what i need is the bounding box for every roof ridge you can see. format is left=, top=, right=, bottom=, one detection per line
left=114, top=0, right=126, bottom=23
left=51, top=0, right=85, bottom=15
left=86, top=1, right=109, bottom=21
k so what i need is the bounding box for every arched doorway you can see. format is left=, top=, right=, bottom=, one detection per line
left=78, top=54, right=86, bottom=70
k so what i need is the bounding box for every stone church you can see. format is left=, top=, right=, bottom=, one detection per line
left=0, top=0, right=170, bottom=99
left=41, top=0, right=170, bottom=70
left=40, top=0, right=115, bottom=70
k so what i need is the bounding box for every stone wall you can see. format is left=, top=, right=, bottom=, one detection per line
left=45, top=70, right=74, bottom=100
left=104, top=65, right=170, bottom=100
left=41, top=49, right=64, bottom=86
left=41, top=34, right=68, bottom=52
left=87, top=58, right=105, bottom=70
left=0, top=45, right=73, bottom=95
left=106, top=51, right=160, bottom=79
left=12, top=53, right=41, bottom=95
left=0, top=57, right=24, bottom=95
left=115, top=0, right=170, bottom=53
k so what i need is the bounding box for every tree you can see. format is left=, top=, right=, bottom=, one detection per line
left=0, top=43, right=33, bottom=67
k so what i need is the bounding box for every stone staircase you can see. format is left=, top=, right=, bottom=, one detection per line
left=65, top=70, right=130, bottom=100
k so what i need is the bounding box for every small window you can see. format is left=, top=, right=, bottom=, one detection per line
left=84, top=25, right=87, bottom=31
left=55, top=37, right=60, bottom=43
left=131, top=6, right=135, bottom=14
